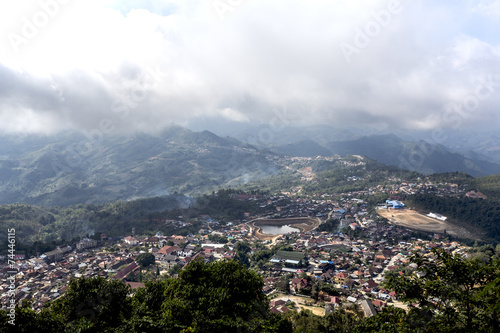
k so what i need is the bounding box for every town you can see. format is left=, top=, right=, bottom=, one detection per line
left=0, top=175, right=476, bottom=319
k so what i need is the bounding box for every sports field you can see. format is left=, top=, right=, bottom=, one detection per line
left=378, top=208, right=481, bottom=240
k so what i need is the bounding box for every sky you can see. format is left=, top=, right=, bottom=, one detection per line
left=0, top=0, right=499, bottom=136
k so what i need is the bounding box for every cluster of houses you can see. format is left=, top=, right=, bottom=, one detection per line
left=0, top=175, right=473, bottom=316
left=262, top=226, right=468, bottom=317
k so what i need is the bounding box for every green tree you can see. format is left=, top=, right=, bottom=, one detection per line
left=136, top=252, right=156, bottom=267
left=47, top=276, right=132, bottom=332
left=153, top=259, right=291, bottom=332
left=0, top=300, right=64, bottom=333
left=383, top=248, right=498, bottom=332
left=234, top=241, right=251, bottom=268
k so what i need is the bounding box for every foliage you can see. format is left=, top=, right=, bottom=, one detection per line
left=0, top=189, right=268, bottom=249
left=234, top=241, right=251, bottom=268
left=383, top=248, right=500, bottom=332
left=136, top=252, right=156, bottom=267
left=317, top=219, right=340, bottom=233
left=48, top=276, right=132, bottom=332
left=207, top=233, right=228, bottom=244
left=0, top=260, right=292, bottom=332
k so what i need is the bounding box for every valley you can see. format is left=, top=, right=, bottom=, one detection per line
left=1, top=126, right=500, bottom=332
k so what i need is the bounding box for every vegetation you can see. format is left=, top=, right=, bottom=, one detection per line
left=135, top=253, right=156, bottom=267
left=301, top=159, right=422, bottom=196
left=0, top=127, right=280, bottom=206
left=0, top=260, right=291, bottom=332
left=0, top=189, right=268, bottom=250
left=382, top=248, right=500, bottom=332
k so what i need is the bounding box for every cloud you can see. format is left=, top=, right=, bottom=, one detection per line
left=472, top=0, right=500, bottom=18
left=0, top=0, right=499, bottom=135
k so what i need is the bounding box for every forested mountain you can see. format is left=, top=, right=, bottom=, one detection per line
left=0, top=126, right=279, bottom=206
left=272, top=134, right=500, bottom=177
left=2, top=125, right=500, bottom=207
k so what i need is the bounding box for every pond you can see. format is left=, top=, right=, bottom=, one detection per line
left=259, top=224, right=300, bottom=235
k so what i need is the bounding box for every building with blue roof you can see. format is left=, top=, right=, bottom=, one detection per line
left=385, top=200, right=405, bottom=209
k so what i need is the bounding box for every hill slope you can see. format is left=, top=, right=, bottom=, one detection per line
left=0, top=126, right=279, bottom=206
left=325, top=134, right=500, bottom=176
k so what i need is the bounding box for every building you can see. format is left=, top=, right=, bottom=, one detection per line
left=43, top=248, right=65, bottom=263
left=360, top=299, right=377, bottom=317
left=385, top=200, right=405, bottom=209
left=427, top=212, right=447, bottom=221
left=76, top=238, right=97, bottom=251
left=123, top=236, right=138, bottom=245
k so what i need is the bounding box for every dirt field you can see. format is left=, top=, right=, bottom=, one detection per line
left=248, top=217, right=320, bottom=241
left=378, top=208, right=481, bottom=240
left=271, top=293, right=325, bottom=316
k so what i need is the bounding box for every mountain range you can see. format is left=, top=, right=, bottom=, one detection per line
left=272, top=134, right=500, bottom=177
left=0, top=126, right=279, bottom=206
left=1, top=125, right=500, bottom=206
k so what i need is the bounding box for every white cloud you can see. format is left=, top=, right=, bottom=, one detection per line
left=0, top=0, right=499, bottom=134
left=472, top=0, right=500, bottom=18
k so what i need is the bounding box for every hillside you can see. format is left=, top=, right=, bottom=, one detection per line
left=272, top=133, right=500, bottom=177
left=0, top=126, right=280, bottom=206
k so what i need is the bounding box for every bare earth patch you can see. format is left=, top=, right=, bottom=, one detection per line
left=378, top=208, right=482, bottom=240
left=272, top=293, right=325, bottom=316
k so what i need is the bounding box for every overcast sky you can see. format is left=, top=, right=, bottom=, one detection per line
left=0, top=0, right=499, bottom=135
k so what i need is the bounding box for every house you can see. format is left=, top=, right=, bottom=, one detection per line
left=335, top=272, right=349, bottom=283
left=270, top=299, right=286, bottom=307
left=178, top=245, right=195, bottom=257
left=360, top=299, right=377, bottom=317
left=320, top=270, right=334, bottom=282
left=385, top=200, right=405, bottom=209
left=123, top=236, right=138, bottom=246
left=76, top=238, right=97, bottom=251
left=364, top=279, right=379, bottom=289
left=346, top=296, right=357, bottom=303
left=157, top=246, right=179, bottom=256
left=43, top=249, right=65, bottom=263
left=112, top=262, right=139, bottom=281
left=331, top=296, right=341, bottom=305
left=349, top=223, right=360, bottom=230
left=290, top=278, right=309, bottom=294
left=126, top=282, right=145, bottom=290
left=145, top=236, right=160, bottom=245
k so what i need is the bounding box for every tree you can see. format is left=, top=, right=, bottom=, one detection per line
left=383, top=248, right=498, bottom=332
left=153, top=259, right=291, bottom=332
left=0, top=300, right=64, bottom=333
left=136, top=252, right=156, bottom=267
left=47, top=276, right=132, bottom=332
left=277, top=274, right=291, bottom=293
left=234, top=241, right=251, bottom=268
